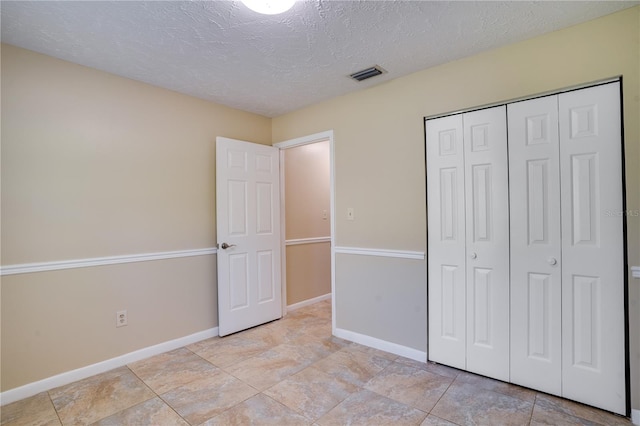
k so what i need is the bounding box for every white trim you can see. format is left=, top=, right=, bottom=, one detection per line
left=631, top=409, right=640, bottom=425
left=0, top=248, right=217, bottom=276
left=274, top=130, right=334, bottom=149
left=631, top=266, right=640, bottom=279
left=334, top=246, right=425, bottom=260
left=279, top=148, right=288, bottom=317
left=333, top=327, right=427, bottom=363
left=0, top=327, right=218, bottom=406
left=285, top=237, right=331, bottom=246
left=329, top=132, right=336, bottom=333
left=287, top=293, right=332, bottom=312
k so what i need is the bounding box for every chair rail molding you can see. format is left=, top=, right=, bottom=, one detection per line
left=333, top=246, right=425, bottom=260
left=0, top=248, right=218, bottom=276
left=285, top=236, right=331, bottom=246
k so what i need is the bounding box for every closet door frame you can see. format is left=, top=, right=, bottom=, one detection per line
left=424, top=77, right=630, bottom=417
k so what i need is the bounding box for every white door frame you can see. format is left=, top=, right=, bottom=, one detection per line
left=274, top=130, right=336, bottom=330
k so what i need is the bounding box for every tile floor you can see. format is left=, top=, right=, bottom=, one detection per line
left=1, top=299, right=632, bottom=425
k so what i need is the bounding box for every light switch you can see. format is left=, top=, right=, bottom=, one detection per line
left=322, top=210, right=328, bottom=220
left=347, top=208, right=355, bottom=220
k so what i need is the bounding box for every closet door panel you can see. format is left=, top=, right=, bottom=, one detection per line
left=559, top=82, right=625, bottom=415
left=508, top=96, right=562, bottom=395
left=426, top=114, right=466, bottom=369
left=463, top=106, right=510, bottom=381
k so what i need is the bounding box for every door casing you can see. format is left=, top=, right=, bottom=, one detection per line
left=274, top=130, right=336, bottom=330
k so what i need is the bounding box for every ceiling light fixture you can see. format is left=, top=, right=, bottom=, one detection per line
left=241, top=0, right=295, bottom=15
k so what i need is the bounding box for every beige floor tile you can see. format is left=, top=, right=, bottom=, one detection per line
left=296, top=301, right=332, bottom=319
left=530, top=410, right=599, bottom=425
left=294, top=317, right=332, bottom=335
left=249, top=322, right=301, bottom=343
left=223, top=343, right=322, bottom=390
left=0, top=392, right=61, bottom=426
left=317, top=389, right=427, bottom=425
left=365, top=361, right=454, bottom=412
left=420, top=414, right=459, bottom=426
left=289, top=334, right=351, bottom=360
left=263, top=366, right=358, bottom=421
left=257, top=315, right=332, bottom=343
left=91, top=397, right=188, bottom=426
left=312, top=345, right=394, bottom=387
left=187, top=329, right=284, bottom=368
left=431, top=382, right=533, bottom=426
left=532, top=394, right=632, bottom=426
left=395, top=357, right=461, bottom=379
left=128, top=347, right=218, bottom=394
left=347, top=342, right=399, bottom=361
left=455, top=371, right=537, bottom=403
left=160, top=368, right=258, bottom=425
left=49, top=366, right=155, bottom=425
left=202, top=394, right=310, bottom=425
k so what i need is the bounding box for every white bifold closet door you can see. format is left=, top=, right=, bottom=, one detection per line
left=509, top=82, right=625, bottom=414
left=427, top=106, right=510, bottom=381
left=463, top=107, right=510, bottom=381
left=560, top=83, right=625, bottom=414
left=508, top=95, right=563, bottom=395
left=426, top=114, right=466, bottom=370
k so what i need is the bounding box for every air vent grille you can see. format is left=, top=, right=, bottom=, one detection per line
left=350, top=66, right=385, bottom=82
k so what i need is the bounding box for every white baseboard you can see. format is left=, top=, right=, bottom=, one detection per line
left=632, top=408, right=640, bottom=425
left=286, top=293, right=331, bottom=312
left=333, top=327, right=427, bottom=363
left=0, top=327, right=218, bottom=406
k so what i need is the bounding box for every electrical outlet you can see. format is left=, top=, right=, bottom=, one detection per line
left=347, top=208, right=355, bottom=220
left=116, top=310, right=128, bottom=327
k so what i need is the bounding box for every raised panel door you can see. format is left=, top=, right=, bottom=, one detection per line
left=463, top=106, right=510, bottom=381
left=508, top=96, right=562, bottom=395
left=216, top=137, right=282, bottom=337
left=559, top=82, right=625, bottom=415
left=426, top=114, right=466, bottom=369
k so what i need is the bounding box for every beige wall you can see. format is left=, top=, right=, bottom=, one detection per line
left=0, top=44, right=271, bottom=391
left=273, top=7, right=640, bottom=410
left=286, top=243, right=331, bottom=306
left=1, top=257, right=216, bottom=390
left=284, top=141, right=331, bottom=305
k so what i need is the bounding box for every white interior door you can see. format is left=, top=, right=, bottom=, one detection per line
left=559, top=82, right=625, bottom=414
left=463, top=106, right=510, bottom=382
left=426, top=114, right=467, bottom=369
left=216, top=137, right=282, bottom=337
left=508, top=95, right=562, bottom=395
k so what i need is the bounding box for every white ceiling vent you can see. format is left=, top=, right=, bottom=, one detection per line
left=349, top=66, right=385, bottom=82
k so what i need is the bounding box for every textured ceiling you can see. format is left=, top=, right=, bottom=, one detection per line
left=1, top=1, right=636, bottom=117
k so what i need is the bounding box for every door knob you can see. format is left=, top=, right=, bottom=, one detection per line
left=547, top=257, right=558, bottom=266
left=470, top=252, right=477, bottom=259
left=220, top=242, right=236, bottom=250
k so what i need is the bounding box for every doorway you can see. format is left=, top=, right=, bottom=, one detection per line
left=274, top=131, right=335, bottom=326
